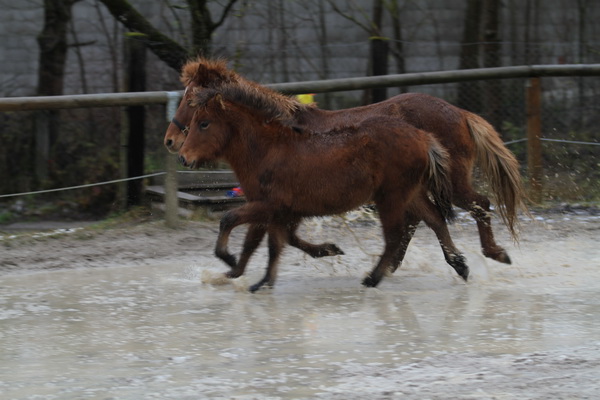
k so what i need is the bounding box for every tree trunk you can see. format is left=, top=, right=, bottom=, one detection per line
left=370, top=38, right=388, bottom=103
left=125, top=38, right=146, bottom=207
left=187, top=0, right=214, bottom=56
left=36, top=0, right=79, bottom=183
left=577, top=0, right=589, bottom=129
left=316, top=0, right=332, bottom=108
left=482, top=0, right=502, bottom=129
left=388, top=0, right=406, bottom=92
left=366, top=0, right=387, bottom=104
left=457, top=0, right=482, bottom=112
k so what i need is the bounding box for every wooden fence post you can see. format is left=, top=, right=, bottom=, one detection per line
left=164, top=152, right=178, bottom=228
left=526, top=77, right=543, bottom=203
left=164, top=91, right=181, bottom=228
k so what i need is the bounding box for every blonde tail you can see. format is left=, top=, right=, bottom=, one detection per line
left=466, top=113, right=529, bottom=240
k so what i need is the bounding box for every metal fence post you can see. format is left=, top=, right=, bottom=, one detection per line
left=526, top=77, right=543, bottom=204
left=164, top=92, right=181, bottom=228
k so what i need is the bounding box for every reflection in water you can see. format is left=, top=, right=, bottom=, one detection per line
left=1, top=258, right=600, bottom=399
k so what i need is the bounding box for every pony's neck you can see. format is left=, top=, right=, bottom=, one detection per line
left=221, top=111, right=300, bottom=179
left=219, top=111, right=274, bottom=181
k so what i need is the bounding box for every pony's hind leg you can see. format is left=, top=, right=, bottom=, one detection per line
left=415, top=194, right=469, bottom=281
left=454, top=182, right=511, bottom=264
left=249, top=224, right=287, bottom=292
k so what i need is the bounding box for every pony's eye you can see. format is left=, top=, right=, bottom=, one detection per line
left=199, top=121, right=210, bottom=130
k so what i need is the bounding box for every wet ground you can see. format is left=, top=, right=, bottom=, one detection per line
left=1, top=211, right=600, bottom=399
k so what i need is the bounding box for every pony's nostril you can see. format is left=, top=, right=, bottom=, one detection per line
left=165, top=139, right=173, bottom=148
left=178, top=155, right=187, bottom=166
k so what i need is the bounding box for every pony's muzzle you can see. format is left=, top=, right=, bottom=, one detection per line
left=164, top=138, right=182, bottom=154
left=178, top=155, right=189, bottom=167
left=178, top=155, right=199, bottom=169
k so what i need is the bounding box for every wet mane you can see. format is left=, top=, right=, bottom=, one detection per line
left=217, top=83, right=305, bottom=122
left=180, top=57, right=239, bottom=88
left=181, top=57, right=311, bottom=121
left=193, top=88, right=360, bottom=138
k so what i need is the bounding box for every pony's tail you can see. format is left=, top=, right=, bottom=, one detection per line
left=427, top=139, right=455, bottom=222
left=465, top=113, right=529, bottom=240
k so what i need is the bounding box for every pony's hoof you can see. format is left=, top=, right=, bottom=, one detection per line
left=495, top=252, right=511, bottom=265
left=362, top=275, right=379, bottom=288
left=483, top=248, right=512, bottom=264
left=320, top=243, right=344, bottom=257
left=328, top=244, right=345, bottom=256
left=215, top=250, right=238, bottom=268
left=310, top=243, right=344, bottom=258
left=225, top=270, right=242, bottom=279
left=249, top=281, right=273, bottom=293
left=249, top=283, right=261, bottom=293
left=450, top=254, right=469, bottom=282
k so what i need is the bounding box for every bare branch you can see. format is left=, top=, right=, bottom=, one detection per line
left=326, top=0, right=374, bottom=34
left=98, top=0, right=189, bottom=71
left=214, top=0, right=240, bottom=29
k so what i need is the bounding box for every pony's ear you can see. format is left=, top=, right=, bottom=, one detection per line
left=191, top=88, right=219, bottom=107
left=214, top=93, right=226, bottom=110
left=190, top=89, right=227, bottom=110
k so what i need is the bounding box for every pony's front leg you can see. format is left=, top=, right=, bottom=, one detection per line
left=226, top=224, right=267, bottom=278
left=228, top=220, right=344, bottom=280
left=415, top=195, right=469, bottom=281
left=214, top=202, right=273, bottom=274
left=249, top=224, right=287, bottom=292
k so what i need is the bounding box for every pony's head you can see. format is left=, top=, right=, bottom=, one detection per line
left=164, top=58, right=239, bottom=153
left=164, top=86, right=196, bottom=153
left=178, top=90, right=233, bottom=169
left=164, top=57, right=310, bottom=153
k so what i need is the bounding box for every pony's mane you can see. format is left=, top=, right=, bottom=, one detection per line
left=182, top=57, right=311, bottom=121
left=180, top=57, right=239, bottom=88
left=217, top=82, right=308, bottom=121
left=193, top=88, right=361, bottom=139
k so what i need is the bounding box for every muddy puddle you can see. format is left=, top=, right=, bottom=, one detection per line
left=1, top=214, right=600, bottom=399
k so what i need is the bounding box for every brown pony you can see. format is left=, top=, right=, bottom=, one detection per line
left=167, top=59, right=346, bottom=264
left=165, top=58, right=528, bottom=267
left=178, top=88, right=469, bottom=291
